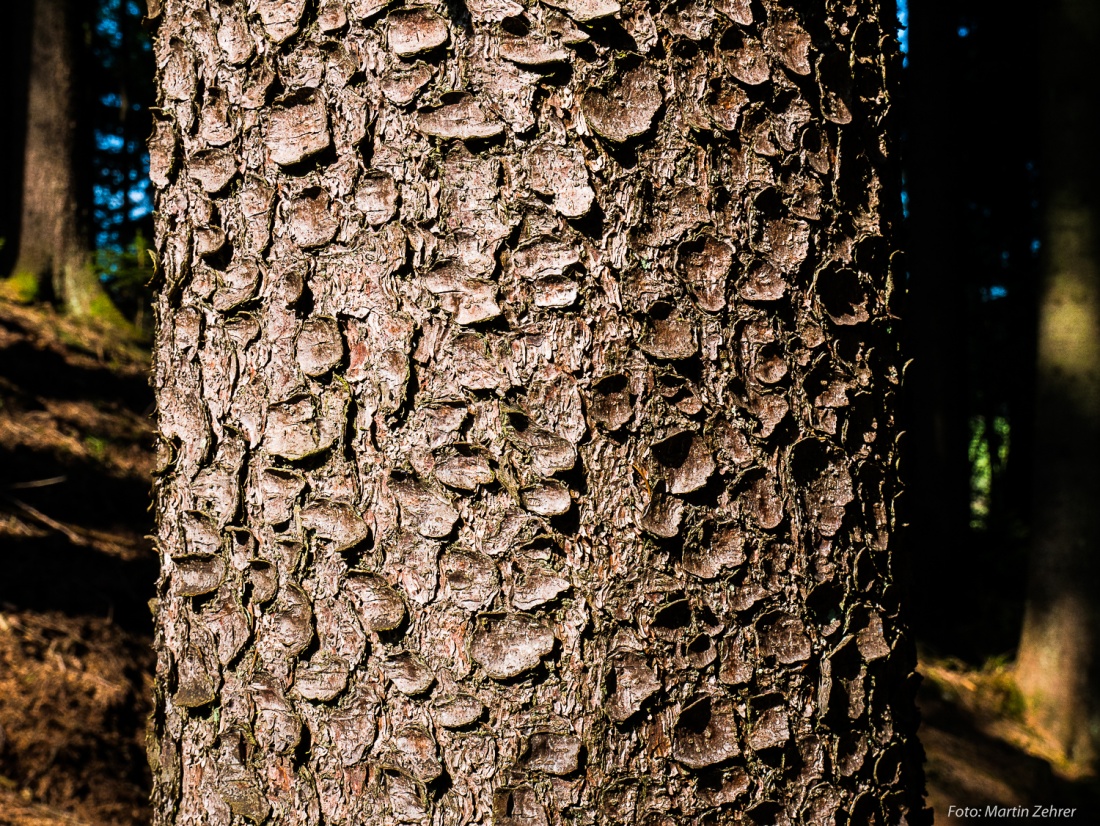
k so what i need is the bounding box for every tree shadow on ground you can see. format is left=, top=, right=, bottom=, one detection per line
left=3, top=444, right=152, bottom=530
left=0, top=338, right=151, bottom=409
left=0, top=533, right=156, bottom=635
left=919, top=662, right=1100, bottom=824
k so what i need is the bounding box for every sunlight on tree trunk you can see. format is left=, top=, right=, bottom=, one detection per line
left=1016, top=0, right=1100, bottom=771
left=1017, top=211, right=1100, bottom=766
left=149, top=1, right=928, bottom=823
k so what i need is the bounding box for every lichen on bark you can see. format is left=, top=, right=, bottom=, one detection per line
left=149, top=0, right=926, bottom=824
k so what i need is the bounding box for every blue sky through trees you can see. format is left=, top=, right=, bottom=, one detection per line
left=93, top=0, right=152, bottom=250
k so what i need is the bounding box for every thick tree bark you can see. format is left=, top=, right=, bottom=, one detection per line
left=1016, top=0, right=1100, bottom=769
left=4, top=0, right=110, bottom=317
left=150, top=1, right=927, bottom=824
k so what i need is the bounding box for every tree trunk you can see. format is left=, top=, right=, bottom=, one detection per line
left=1016, top=0, right=1100, bottom=768
left=149, top=1, right=927, bottom=824
left=4, top=0, right=109, bottom=317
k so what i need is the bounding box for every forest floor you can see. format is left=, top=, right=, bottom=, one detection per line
left=918, top=657, right=1098, bottom=823
left=0, top=300, right=155, bottom=826
left=0, top=297, right=1096, bottom=825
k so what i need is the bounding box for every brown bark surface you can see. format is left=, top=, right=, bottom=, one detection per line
left=8, top=0, right=102, bottom=315
left=149, top=1, right=926, bottom=824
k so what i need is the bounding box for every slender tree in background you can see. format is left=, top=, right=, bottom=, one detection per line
left=150, top=1, right=926, bottom=824
left=1, top=0, right=119, bottom=319
left=1015, top=0, right=1100, bottom=768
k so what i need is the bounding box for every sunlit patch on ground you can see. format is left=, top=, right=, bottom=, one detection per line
left=919, top=653, right=1099, bottom=824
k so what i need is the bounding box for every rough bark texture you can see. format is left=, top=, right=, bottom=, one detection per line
left=149, top=1, right=926, bottom=824
left=1016, top=0, right=1100, bottom=768
left=6, top=0, right=105, bottom=315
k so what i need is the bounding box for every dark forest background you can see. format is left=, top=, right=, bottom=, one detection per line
left=902, top=0, right=1041, bottom=660
left=0, top=1, right=1096, bottom=824
left=0, top=0, right=1043, bottom=660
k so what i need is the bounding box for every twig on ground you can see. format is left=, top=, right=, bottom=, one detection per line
left=3, top=497, right=91, bottom=547
left=5, top=476, right=68, bottom=490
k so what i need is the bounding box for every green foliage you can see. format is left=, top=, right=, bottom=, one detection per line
left=923, top=654, right=1027, bottom=724
left=968, top=415, right=1011, bottom=530
left=1, top=270, right=42, bottom=304
left=0, top=240, right=41, bottom=303
left=88, top=284, right=136, bottom=332
left=95, top=231, right=154, bottom=335
left=85, top=435, right=108, bottom=459
left=980, top=655, right=1027, bottom=722
left=96, top=230, right=151, bottom=297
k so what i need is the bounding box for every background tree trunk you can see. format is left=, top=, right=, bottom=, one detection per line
left=150, top=1, right=927, bottom=824
left=4, top=0, right=109, bottom=317
left=1015, top=0, right=1100, bottom=769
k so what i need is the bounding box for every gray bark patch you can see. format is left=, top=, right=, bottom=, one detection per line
left=256, top=0, right=307, bottom=43
left=346, top=572, right=407, bottom=632
left=471, top=613, right=555, bottom=679
left=432, top=693, right=484, bottom=728
left=387, top=7, right=450, bottom=57
left=541, top=0, right=620, bottom=23
left=583, top=66, right=663, bottom=143
left=266, top=93, right=331, bottom=167
left=416, top=93, right=504, bottom=141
